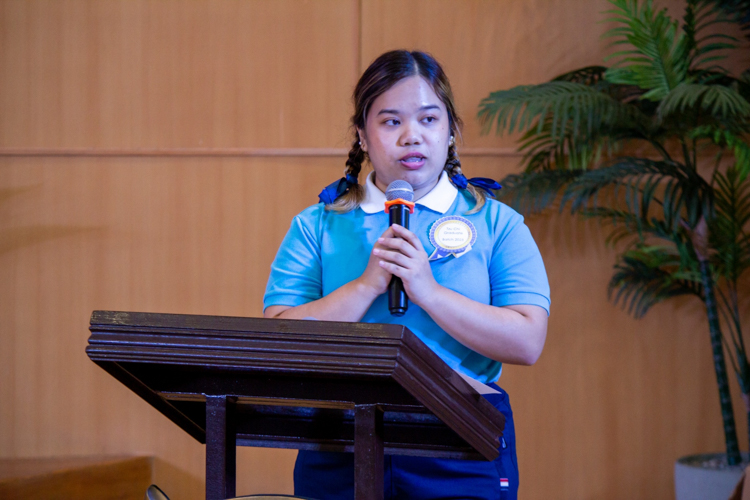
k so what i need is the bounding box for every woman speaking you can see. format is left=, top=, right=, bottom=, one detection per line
left=264, top=50, right=550, bottom=500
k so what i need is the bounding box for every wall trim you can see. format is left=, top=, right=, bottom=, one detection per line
left=0, top=147, right=522, bottom=158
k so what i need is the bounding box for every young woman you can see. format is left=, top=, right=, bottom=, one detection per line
left=264, top=50, right=550, bottom=500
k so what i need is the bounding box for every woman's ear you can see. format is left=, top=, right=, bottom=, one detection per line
left=357, top=129, right=367, bottom=152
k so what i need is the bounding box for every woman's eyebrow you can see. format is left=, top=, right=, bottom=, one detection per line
left=418, top=104, right=441, bottom=112
left=376, top=104, right=441, bottom=116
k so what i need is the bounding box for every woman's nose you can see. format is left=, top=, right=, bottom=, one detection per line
left=399, top=122, right=421, bottom=146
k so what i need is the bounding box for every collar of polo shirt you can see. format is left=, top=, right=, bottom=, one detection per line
left=359, top=171, right=458, bottom=215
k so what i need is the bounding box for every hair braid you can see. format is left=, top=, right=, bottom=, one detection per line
left=444, top=142, right=461, bottom=178
left=345, top=138, right=366, bottom=176
left=444, top=142, right=486, bottom=214
left=326, top=138, right=367, bottom=212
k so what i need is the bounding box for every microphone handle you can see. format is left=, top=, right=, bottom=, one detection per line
left=388, top=204, right=410, bottom=316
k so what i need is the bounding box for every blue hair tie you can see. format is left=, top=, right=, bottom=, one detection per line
left=450, top=173, right=502, bottom=198
left=318, top=174, right=359, bottom=204
left=451, top=172, right=469, bottom=189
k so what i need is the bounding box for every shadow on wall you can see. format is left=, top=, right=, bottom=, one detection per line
left=0, top=186, right=104, bottom=255
left=0, top=226, right=103, bottom=255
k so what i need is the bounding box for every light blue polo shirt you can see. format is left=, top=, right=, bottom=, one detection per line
left=264, top=172, right=550, bottom=383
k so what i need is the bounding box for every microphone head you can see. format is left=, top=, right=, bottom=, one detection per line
left=385, top=180, right=414, bottom=202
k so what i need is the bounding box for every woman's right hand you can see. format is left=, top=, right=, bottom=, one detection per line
left=356, top=226, right=396, bottom=297
left=266, top=227, right=396, bottom=321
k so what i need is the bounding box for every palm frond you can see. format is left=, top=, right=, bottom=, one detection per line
left=711, top=166, right=750, bottom=282
left=553, top=66, right=609, bottom=86
left=659, top=83, right=750, bottom=121
left=477, top=81, right=648, bottom=142
left=561, top=157, right=713, bottom=230
left=516, top=115, right=630, bottom=173
left=691, top=127, right=750, bottom=178
left=551, top=66, right=647, bottom=103
left=686, top=70, right=750, bottom=103
left=579, top=206, right=676, bottom=245
left=723, top=133, right=750, bottom=180
left=603, top=0, right=691, bottom=100
left=684, top=0, right=740, bottom=69
left=608, top=244, right=702, bottom=318
left=497, top=170, right=583, bottom=214
left=707, top=0, right=750, bottom=38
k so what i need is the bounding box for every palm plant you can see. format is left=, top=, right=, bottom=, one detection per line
left=478, top=0, right=750, bottom=465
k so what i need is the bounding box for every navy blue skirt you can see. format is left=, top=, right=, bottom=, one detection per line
left=294, top=385, right=518, bottom=500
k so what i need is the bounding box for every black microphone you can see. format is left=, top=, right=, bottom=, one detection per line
left=384, top=180, right=415, bottom=316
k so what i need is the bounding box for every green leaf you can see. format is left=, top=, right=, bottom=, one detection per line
left=608, top=244, right=702, bottom=318
left=684, top=0, right=739, bottom=69
left=691, top=127, right=750, bottom=179
left=478, top=81, right=648, bottom=144
left=552, top=66, right=609, bottom=86
left=603, top=0, right=691, bottom=100
left=658, top=83, right=750, bottom=121
left=497, top=170, right=583, bottom=214
left=560, top=157, right=713, bottom=230
left=710, top=166, right=750, bottom=283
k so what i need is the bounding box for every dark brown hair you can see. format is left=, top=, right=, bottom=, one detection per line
left=327, top=50, right=486, bottom=213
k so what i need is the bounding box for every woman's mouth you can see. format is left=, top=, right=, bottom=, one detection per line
left=400, top=154, right=426, bottom=169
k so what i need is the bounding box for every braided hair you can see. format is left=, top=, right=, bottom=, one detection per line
left=325, top=50, right=485, bottom=213
left=326, top=138, right=367, bottom=213
left=444, top=140, right=486, bottom=214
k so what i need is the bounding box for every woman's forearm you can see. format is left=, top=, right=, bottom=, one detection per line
left=267, top=278, right=548, bottom=365
left=416, top=285, right=548, bottom=365
left=264, top=277, right=380, bottom=322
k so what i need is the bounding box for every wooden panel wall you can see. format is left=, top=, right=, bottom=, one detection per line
left=0, top=1, right=745, bottom=499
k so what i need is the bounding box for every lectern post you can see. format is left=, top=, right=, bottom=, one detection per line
left=205, top=396, right=237, bottom=500
left=354, top=405, right=384, bottom=500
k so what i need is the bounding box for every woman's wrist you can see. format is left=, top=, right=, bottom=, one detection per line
left=352, top=275, right=384, bottom=303
left=412, top=282, right=450, bottom=315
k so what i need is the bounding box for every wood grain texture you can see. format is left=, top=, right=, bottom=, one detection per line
left=0, top=0, right=358, bottom=149
left=0, top=147, right=521, bottom=157
left=0, top=455, right=152, bottom=500
left=360, top=0, right=747, bottom=152
left=0, top=156, right=341, bottom=498
left=0, top=154, right=746, bottom=500
left=0, top=1, right=748, bottom=499
left=361, top=0, right=618, bottom=150
left=86, top=311, right=504, bottom=460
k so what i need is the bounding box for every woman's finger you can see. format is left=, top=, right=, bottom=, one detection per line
left=378, top=226, right=396, bottom=240
left=373, top=248, right=411, bottom=268
left=390, top=224, right=425, bottom=252
left=377, top=236, right=418, bottom=257
left=378, top=260, right=406, bottom=277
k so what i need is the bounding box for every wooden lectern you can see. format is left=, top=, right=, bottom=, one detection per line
left=86, top=311, right=505, bottom=500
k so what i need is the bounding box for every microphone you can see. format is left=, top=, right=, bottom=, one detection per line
left=384, top=180, right=415, bottom=316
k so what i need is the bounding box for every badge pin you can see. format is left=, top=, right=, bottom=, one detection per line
left=428, top=216, right=477, bottom=261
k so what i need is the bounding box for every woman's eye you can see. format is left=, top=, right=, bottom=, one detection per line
left=384, top=118, right=400, bottom=126
left=422, top=116, right=437, bottom=124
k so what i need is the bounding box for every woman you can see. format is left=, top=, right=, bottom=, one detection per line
left=264, top=50, right=550, bottom=500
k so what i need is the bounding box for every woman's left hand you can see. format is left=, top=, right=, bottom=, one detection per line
left=373, top=224, right=439, bottom=306
left=374, top=224, right=547, bottom=366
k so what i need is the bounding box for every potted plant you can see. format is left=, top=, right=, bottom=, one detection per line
left=477, top=0, right=750, bottom=498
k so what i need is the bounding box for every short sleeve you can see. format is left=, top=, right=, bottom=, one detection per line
left=263, top=213, right=323, bottom=311
left=489, top=211, right=551, bottom=314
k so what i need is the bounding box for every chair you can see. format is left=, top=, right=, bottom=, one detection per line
left=144, top=485, right=170, bottom=500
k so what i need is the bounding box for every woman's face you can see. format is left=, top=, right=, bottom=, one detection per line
left=358, top=76, right=451, bottom=200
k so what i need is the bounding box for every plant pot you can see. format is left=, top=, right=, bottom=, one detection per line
left=675, top=453, right=749, bottom=500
